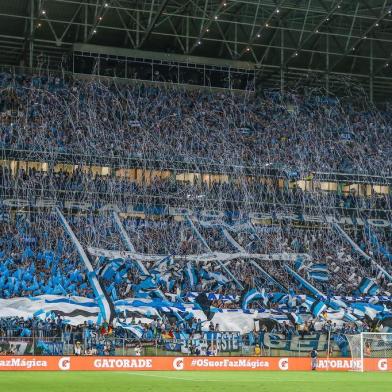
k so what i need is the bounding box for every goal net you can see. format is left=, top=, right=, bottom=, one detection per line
left=346, top=333, right=392, bottom=372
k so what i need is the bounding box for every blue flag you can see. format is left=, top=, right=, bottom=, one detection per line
left=242, top=288, right=268, bottom=309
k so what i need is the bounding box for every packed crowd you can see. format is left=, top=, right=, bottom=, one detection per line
left=258, top=319, right=372, bottom=340
left=0, top=70, right=391, bottom=345
left=0, top=213, right=93, bottom=299
left=0, top=209, right=390, bottom=304
left=1, top=166, right=390, bottom=212
left=0, top=314, right=373, bottom=352
left=0, top=71, right=391, bottom=178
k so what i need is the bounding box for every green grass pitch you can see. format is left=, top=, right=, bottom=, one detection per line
left=0, top=371, right=391, bottom=392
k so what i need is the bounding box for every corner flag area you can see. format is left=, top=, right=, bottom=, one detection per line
left=1, top=371, right=391, bottom=392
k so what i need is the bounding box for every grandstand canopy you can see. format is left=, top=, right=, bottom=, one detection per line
left=1, top=0, right=392, bottom=100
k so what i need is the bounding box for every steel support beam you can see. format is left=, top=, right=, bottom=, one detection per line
left=29, top=0, right=35, bottom=68
left=138, top=0, right=170, bottom=48
left=329, top=0, right=389, bottom=72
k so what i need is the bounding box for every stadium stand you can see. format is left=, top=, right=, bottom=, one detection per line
left=0, top=69, right=391, bottom=358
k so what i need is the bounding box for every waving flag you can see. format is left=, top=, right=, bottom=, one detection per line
left=158, top=274, right=176, bottom=292
left=308, top=270, right=329, bottom=282
left=98, top=259, right=123, bottom=281
left=287, top=312, right=304, bottom=325
left=294, top=257, right=304, bottom=271
left=198, top=267, right=213, bottom=281
left=309, top=264, right=328, bottom=273
left=351, top=302, right=382, bottom=320
left=343, top=312, right=358, bottom=322
left=310, top=300, right=327, bottom=318
left=138, top=276, right=157, bottom=291
left=241, top=288, right=268, bottom=309
left=307, top=263, right=329, bottom=281
left=357, top=277, right=380, bottom=296
left=305, top=296, right=327, bottom=318
left=151, top=256, right=174, bottom=274
left=185, top=262, right=198, bottom=288
left=270, top=292, right=287, bottom=303
left=117, top=322, right=144, bottom=338
left=208, top=271, right=229, bottom=286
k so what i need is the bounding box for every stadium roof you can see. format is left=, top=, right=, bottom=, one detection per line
left=1, top=0, right=392, bottom=100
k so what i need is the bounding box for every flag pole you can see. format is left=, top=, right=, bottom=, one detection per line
left=326, top=329, right=331, bottom=371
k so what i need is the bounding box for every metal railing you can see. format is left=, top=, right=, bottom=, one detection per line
left=0, top=185, right=390, bottom=218
left=0, top=332, right=349, bottom=358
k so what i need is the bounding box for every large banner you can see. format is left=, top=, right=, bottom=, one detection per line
left=165, top=331, right=241, bottom=353
left=1, top=199, right=391, bottom=228
left=0, top=356, right=390, bottom=372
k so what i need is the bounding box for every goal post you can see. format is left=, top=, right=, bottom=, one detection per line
left=346, top=332, right=392, bottom=372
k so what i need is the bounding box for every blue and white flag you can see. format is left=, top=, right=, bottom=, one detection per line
left=306, top=263, right=329, bottom=281
left=198, top=268, right=228, bottom=286
left=158, top=274, right=176, bottom=292
left=137, top=277, right=157, bottom=291
left=310, top=299, right=327, bottom=318
left=364, top=225, right=392, bottom=261
left=151, top=256, right=174, bottom=274
left=271, top=292, right=287, bottom=303
left=287, top=312, right=304, bottom=325
left=363, top=305, right=382, bottom=320
left=199, top=267, right=213, bottom=281
left=98, top=259, right=122, bottom=281
left=242, top=288, right=268, bottom=309
left=208, top=272, right=229, bottom=286
left=351, top=302, right=381, bottom=320
left=185, top=262, right=198, bottom=288
left=309, top=264, right=328, bottom=273
left=343, top=312, right=357, bottom=322
left=308, top=270, right=329, bottom=282
left=294, top=257, right=304, bottom=271
left=117, top=322, right=144, bottom=338
left=357, top=277, right=379, bottom=296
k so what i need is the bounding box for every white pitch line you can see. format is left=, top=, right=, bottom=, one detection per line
left=119, top=372, right=319, bottom=383
left=120, top=372, right=222, bottom=382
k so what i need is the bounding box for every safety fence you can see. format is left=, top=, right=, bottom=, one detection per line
left=0, top=332, right=352, bottom=358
